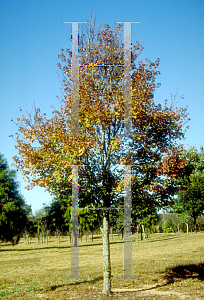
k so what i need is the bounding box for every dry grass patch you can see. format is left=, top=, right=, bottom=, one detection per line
left=0, top=232, right=204, bottom=299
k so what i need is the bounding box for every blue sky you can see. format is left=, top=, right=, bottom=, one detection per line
left=0, top=0, right=204, bottom=213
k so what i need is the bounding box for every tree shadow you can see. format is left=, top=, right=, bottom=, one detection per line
left=144, top=235, right=181, bottom=243
left=0, top=240, right=124, bottom=252
left=0, top=245, right=71, bottom=252
left=163, top=263, right=204, bottom=284
left=43, top=276, right=103, bottom=291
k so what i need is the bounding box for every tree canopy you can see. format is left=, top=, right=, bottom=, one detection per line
left=0, top=153, right=31, bottom=244
left=172, top=146, right=204, bottom=232
left=12, top=24, right=189, bottom=201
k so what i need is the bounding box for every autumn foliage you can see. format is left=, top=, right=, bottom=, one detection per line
left=12, top=23, right=189, bottom=207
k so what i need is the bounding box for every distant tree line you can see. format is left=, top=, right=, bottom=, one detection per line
left=0, top=146, right=204, bottom=245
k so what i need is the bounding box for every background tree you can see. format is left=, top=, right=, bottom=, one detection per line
left=45, top=197, right=68, bottom=233
left=0, top=153, right=31, bottom=245
left=116, top=181, right=158, bottom=241
left=161, top=212, right=180, bottom=233
left=46, top=195, right=100, bottom=240
left=172, top=147, right=204, bottom=232
left=28, top=194, right=101, bottom=243
left=78, top=209, right=99, bottom=240
left=12, top=17, right=189, bottom=294
left=196, top=215, right=204, bottom=231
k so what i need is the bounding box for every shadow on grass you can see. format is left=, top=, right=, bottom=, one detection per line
left=111, top=264, right=204, bottom=293
left=39, top=263, right=204, bottom=294
left=164, top=263, right=204, bottom=284
left=0, top=234, right=185, bottom=252
left=0, top=245, right=71, bottom=252
left=42, top=276, right=103, bottom=292
left=0, top=240, right=124, bottom=252
left=141, top=235, right=181, bottom=243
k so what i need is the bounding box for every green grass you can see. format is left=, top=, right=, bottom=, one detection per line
left=0, top=232, right=204, bottom=299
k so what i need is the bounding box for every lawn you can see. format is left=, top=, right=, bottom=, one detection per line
left=0, top=232, right=204, bottom=299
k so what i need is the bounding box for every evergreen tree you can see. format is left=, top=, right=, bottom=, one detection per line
left=0, top=153, right=31, bottom=244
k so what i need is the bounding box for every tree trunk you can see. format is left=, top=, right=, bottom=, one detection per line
left=186, top=222, right=189, bottom=235
left=142, top=224, right=146, bottom=240
left=101, top=211, right=111, bottom=295
left=72, top=232, right=77, bottom=246
left=193, top=216, right=197, bottom=233
left=140, top=226, right=143, bottom=241
left=136, top=225, right=139, bottom=243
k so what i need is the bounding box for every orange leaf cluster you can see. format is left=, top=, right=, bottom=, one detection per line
left=11, top=23, right=189, bottom=200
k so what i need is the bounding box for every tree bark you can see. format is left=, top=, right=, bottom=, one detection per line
left=186, top=222, right=188, bottom=235
left=136, top=225, right=139, bottom=243
left=142, top=225, right=146, bottom=240
left=101, top=211, right=111, bottom=295
left=193, top=216, right=197, bottom=233
left=140, top=226, right=143, bottom=241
